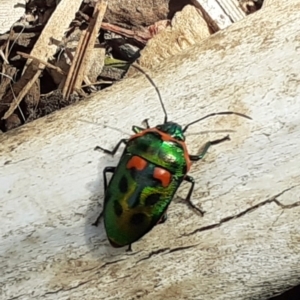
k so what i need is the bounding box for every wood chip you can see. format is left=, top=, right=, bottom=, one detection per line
left=62, top=0, right=108, bottom=99
left=1, top=0, right=83, bottom=120
left=137, top=5, right=211, bottom=70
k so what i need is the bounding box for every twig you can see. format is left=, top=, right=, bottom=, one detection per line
left=2, top=63, right=41, bottom=120
left=17, top=51, right=66, bottom=75
left=63, top=0, right=108, bottom=99
left=101, top=22, right=149, bottom=45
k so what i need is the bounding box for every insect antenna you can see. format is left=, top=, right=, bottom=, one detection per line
left=182, top=111, right=252, bottom=133
left=132, top=63, right=168, bottom=123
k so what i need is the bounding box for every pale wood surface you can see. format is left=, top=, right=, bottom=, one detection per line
left=1, top=1, right=300, bottom=299
left=0, top=0, right=25, bottom=34
left=191, top=0, right=234, bottom=29
left=263, top=0, right=279, bottom=8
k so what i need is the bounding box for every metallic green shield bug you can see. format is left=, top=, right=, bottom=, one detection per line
left=93, top=65, right=251, bottom=251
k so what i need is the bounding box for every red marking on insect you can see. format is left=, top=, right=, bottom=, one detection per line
left=130, top=128, right=191, bottom=173
left=153, top=167, right=171, bottom=187
left=127, top=156, right=148, bottom=170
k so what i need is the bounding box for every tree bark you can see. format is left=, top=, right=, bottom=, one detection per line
left=1, top=1, right=300, bottom=299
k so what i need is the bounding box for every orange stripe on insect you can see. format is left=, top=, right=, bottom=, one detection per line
left=130, top=128, right=191, bottom=173
left=127, top=156, right=147, bottom=170
left=153, top=167, right=171, bottom=187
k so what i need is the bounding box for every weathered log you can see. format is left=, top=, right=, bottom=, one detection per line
left=263, top=0, right=279, bottom=8
left=1, top=1, right=300, bottom=299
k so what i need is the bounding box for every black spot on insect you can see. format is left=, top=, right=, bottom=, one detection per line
left=118, top=175, right=128, bottom=193
left=171, top=160, right=180, bottom=170
left=129, top=167, right=137, bottom=178
left=149, top=131, right=161, bottom=138
left=113, top=200, right=123, bottom=216
left=137, top=140, right=149, bottom=152
left=145, top=193, right=161, bottom=206
left=135, top=133, right=162, bottom=155
left=130, top=213, right=146, bottom=225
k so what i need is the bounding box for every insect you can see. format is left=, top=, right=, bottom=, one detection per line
left=93, top=65, right=251, bottom=251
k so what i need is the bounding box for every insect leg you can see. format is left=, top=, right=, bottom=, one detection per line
left=157, top=213, right=168, bottom=224
left=184, top=175, right=205, bottom=216
left=126, top=244, right=132, bottom=252
left=189, top=135, right=230, bottom=161
left=142, top=118, right=150, bottom=128
left=92, top=167, right=116, bottom=227
left=132, top=119, right=151, bottom=133
left=103, top=166, right=116, bottom=190
left=132, top=125, right=145, bottom=133
left=92, top=211, right=103, bottom=227
left=94, top=139, right=128, bottom=155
